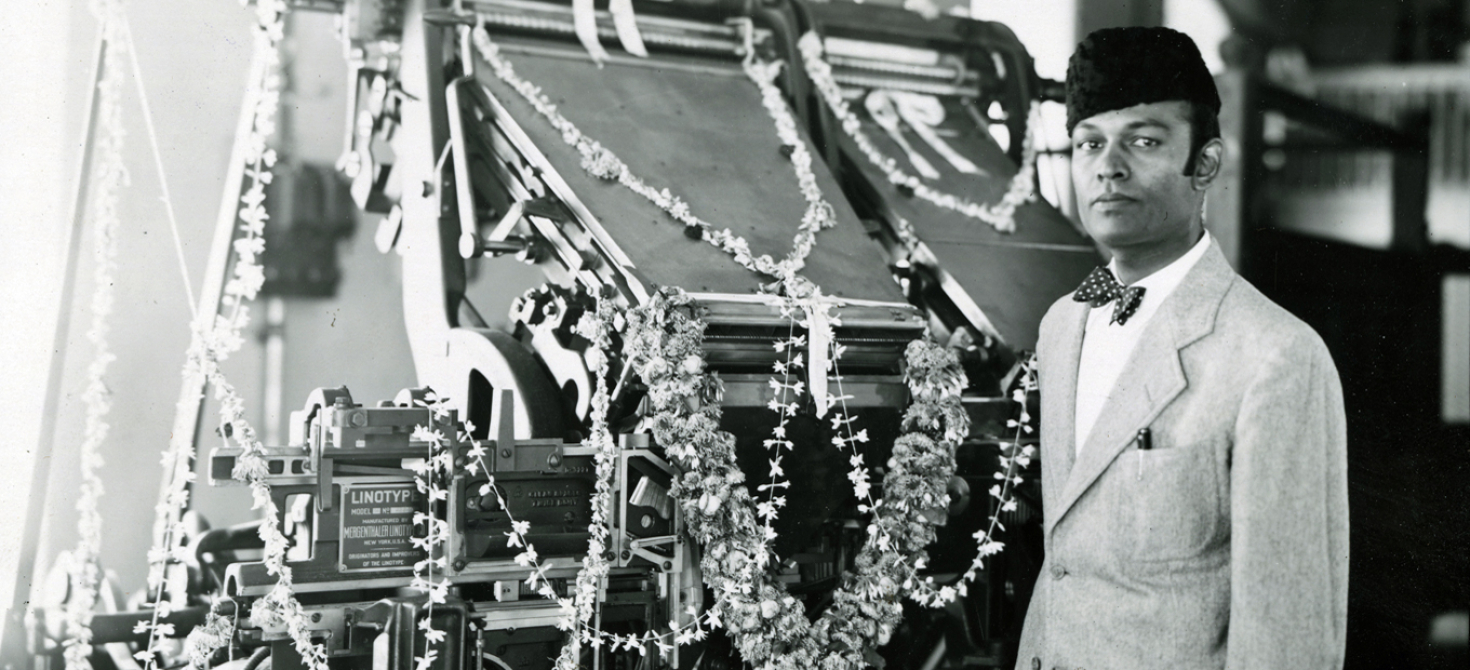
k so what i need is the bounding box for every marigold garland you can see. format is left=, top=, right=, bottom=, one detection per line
left=622, top=289, right=966, bottom=670
left=899, top=348, right=1035, bottom=607
left=797, top=32, right=1039, bottom=235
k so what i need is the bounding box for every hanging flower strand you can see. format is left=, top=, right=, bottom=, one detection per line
left=460, top=422, right=559, bottom=602
left=798, top=32, right=1040, bottom=235
left=390, top=323, right=716, bottom=662
left=824, top=336, right=880, bottom=518
left=470, top=24, right=837, bottom=289
left=907, top=352, right=1036, bottom=607
left=406, top=402, right=460, bottom=670
left=142, top=3, right=325, bottom=670
left=757, top=320, right=802, bottom=544
left=478, top=300, right=723, bottom=660
left=62, top=3, right=130, bottom=668
left=554, top=294, right=622, bottom=669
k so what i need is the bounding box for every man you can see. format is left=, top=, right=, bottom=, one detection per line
left=1015, top=27, right=1349, bottom=670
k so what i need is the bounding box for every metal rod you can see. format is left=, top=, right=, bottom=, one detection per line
left=832, top=72, right=979, bottom=98
left=262, top=297, right=287, bottom=446
left=2, top=27, right=107, bottom=669
left=827, top=54, right=966, bottom=82
left=1260, top=81, right=1428, bottom=151
left=492, top=41, right=744, bottom=77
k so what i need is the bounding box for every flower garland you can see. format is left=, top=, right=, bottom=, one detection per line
left=470, top=23, right=836, bottom=288
left=141, top=3, right=328, bottom=670
left=457, top=18, right=1022, bottom=637
left=768, top=296, right=882, bottom=550
left=405, top=390, right=582, bottom=670
left=405, top=402, right=460, bottom=670
left=975, top=355, right=1038, bottom=563
left=458, top=414, right=557, bottom=593
left=388, top=302, right=720, bottom=664
left=622, top=289, right=965, bottom=670
left=757, top=322, right=802, bottom=543
left=896, top=351, right=1035, bottom=607
left=554, top=294, right=621, bottom=669
left=62, top=3, right=129, bottom=668
left=797, top=32, right=1039, bottom=235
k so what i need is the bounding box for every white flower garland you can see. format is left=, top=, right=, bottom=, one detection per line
left=767, top=297, right=883, bottom=548
left=797, top=32, right=1039, bottom=235
left=903, top=353, right=1036, bottom=607
left=62, top=3, right=129, bottom=668
left=555, top=296, right=620, bottom=669
left=757, top=323, right=802, bottom=543
left=406, top=404, right=459, bottom=670
left=621, top=290, right=969, bottom=670
left=142, top=3, right=329, bottom=670
left=470, top=24, right=837, bottom=288
left=457, top=415, right=558, bottom=591
left=405, top=392, right=572, bottom=670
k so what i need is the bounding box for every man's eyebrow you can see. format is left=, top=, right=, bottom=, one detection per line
left=1073, top=117, right=1176, bottom=134
left=1122, top=118, right=1173, bottom=131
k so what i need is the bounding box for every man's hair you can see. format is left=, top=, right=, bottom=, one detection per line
left=1184, top=101, right=1221, bottom=176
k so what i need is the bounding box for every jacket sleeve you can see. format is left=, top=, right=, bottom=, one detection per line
left=1227, top=332, right=1349, bottom=670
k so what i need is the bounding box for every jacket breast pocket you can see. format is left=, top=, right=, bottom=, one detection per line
left=1122, top=442, right=1220, bottom=562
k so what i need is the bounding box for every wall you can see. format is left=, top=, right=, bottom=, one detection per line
left=0, top=0, right=79, bottom=614
left=971, top=0, right=1078, bottom=81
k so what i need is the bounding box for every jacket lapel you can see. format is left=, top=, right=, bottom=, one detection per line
left=1046, top=240, right=1236, bottom=533
left=1039, top=300, right=1085, bottom=536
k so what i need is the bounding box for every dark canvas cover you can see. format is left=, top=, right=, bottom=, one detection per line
left=837, top=97, right=1099, bottom=349
left=474, top=38, right=906, bottom=303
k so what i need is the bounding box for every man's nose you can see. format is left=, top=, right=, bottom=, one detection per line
left=1095, top=145, right=1129, bottom=182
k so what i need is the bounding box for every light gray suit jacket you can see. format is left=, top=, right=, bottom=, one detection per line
left=1015, top=240, right=1349, bottom=670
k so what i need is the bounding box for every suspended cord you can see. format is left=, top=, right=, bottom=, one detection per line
left=120, top=12, right=198, bottom=319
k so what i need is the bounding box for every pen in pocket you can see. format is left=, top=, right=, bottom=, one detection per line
left=1136, top=428, right=1153, bottom=480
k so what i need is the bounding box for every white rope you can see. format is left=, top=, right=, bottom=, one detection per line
left=119, top=12, right=198, bottom=319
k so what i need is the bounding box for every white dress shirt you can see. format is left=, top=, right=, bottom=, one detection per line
left=1075, top=231, right=1213, bottom=453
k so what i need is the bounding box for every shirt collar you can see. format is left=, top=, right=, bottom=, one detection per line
left=1099, top=230, right=1212, bottom=325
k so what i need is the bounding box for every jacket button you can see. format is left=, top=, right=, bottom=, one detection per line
left=1030, top=658, right=1040, bottom=670
left=1050, top=565, right=1067, bottom=580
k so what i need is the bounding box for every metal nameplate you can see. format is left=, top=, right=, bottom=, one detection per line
left=339, top=483, right=426, bottom=571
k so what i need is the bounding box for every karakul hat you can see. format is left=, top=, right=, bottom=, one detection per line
left=1065, top=27, right=1220, bottom=134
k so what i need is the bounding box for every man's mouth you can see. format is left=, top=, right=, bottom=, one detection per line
left=1093, top=193, right=1136, bottom=205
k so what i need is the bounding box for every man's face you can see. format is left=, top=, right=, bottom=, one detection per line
left=1070, top=101, right=1204, bottom=254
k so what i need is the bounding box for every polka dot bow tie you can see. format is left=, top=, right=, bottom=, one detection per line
left=1073, top=267, right=1147, bottom=325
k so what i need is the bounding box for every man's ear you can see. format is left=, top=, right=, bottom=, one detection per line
left=1192, top=138, right=1224, bottom=189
